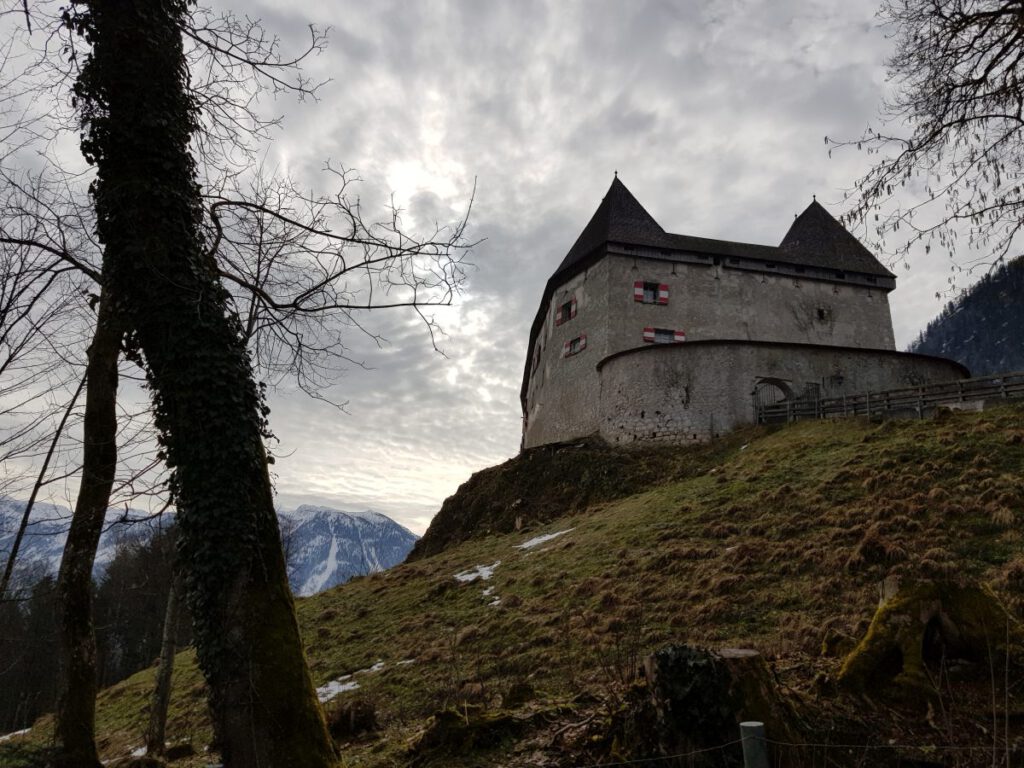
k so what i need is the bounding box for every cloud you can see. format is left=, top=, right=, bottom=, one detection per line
left=201, top=0, right=974, bottom=532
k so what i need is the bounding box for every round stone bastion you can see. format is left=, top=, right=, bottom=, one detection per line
left=596, top=339, right=969, bottom=445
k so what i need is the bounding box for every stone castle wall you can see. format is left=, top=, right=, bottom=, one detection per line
left=603, top=253, right=896, bottom=352
left=597, top=341, right=968, bottom=445
left=523, top=250, right=901, bottom=449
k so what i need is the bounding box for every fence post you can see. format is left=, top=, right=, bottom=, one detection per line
left=865, top=391, right=870, bottom=417
left=740, top=721, right=769, bottom=768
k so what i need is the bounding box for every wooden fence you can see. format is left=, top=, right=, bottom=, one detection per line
left=755, top=371, right=1024, bottom=425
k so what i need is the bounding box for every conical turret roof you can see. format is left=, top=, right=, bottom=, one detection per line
left=554, top=177, right=666, bottom=275
left=779, top=200, right=894, bottom=278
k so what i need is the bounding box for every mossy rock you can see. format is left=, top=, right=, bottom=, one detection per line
left=327, top=698, right=379, bottom=742
left=838, top=578, right=1023, bottom=694
left=407, top=705, right=521, bottom=764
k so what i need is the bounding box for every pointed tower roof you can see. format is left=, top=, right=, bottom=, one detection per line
left=554, top=177, right=666, bottom=276
left=779, top=200, right=894, bottom=278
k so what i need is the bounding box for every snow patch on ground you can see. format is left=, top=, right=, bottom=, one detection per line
left=396, top=658, right=415, bottom=666
left=316, top=676, right=359, bottom=702
left=0, top=728, right=30, bottom=743
left=358, top=660, right=386, bottom=675
left=130, top=746, right=146, bottom=757
left=454, top=560, right=500, bottom=582
left=316, top=659, right=387, bottom=702
left=515, top=528, right=574, bottom=550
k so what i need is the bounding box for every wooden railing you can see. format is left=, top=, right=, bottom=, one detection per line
left=755, top=371, right=1024, bottom=425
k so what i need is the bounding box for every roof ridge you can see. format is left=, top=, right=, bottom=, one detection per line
left=554, top=177, right=665, bottom=276
left=780, top=200, right=894, bottom=279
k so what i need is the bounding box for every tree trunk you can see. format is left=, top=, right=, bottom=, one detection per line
left=53, top=292, right=122, bottom=768
left=72, top=2, right=337, bottom=765
left=146, top=576, right=181, bottom=757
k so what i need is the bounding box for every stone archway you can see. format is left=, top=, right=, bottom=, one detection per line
left=752, top=378, right=794, bottom=424
left=752, top=377, right=792, bottom=409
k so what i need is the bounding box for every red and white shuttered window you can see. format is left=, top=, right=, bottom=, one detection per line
left=563, top=334, right=587, bottom=357
left=554, top=296, right=578, bottom=325
left=643, top=327, right=686, bottom=344
left=633, top=281, right=669, bottom=304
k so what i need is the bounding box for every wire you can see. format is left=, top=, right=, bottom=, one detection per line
left=572, top=737, right=746, bottom=767
left=770, top=741, right=999, bottom=753
left=572, top=736, right=1002, bottom=767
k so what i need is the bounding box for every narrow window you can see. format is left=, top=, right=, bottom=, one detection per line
left=563, top=334, right=587, bottom=357
left=554, top=296, right=577, bottom=325
left=643, top=327, right=686, bottom=343
left=633, top=281, right=669, bottom=304
left=816, top=306, right=832, bottom=323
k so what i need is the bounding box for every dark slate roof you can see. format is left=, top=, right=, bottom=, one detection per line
left=778, top=200, right=895, bottom=278
left=555, top=177, right=666, bottom=276
left=557, top=180, right=893, bottom=279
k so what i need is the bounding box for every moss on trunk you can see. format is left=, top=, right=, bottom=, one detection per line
left=838, top=579, right=1022, bottom=694
left=69, top=1, right=338, bottom=764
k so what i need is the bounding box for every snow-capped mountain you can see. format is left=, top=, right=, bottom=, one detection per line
left=0, top=497, right=155, bottom=584
left=0, top=499, right=417, bottom=596
left=279, top=505, right=418, bottom=596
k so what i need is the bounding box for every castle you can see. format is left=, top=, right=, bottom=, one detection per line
left=521, top=177, right=968, bottom=449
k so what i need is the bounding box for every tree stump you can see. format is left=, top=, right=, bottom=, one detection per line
left=838, top=578, right=1022, bottom=694
left=638, top=645, right=800, bottom=761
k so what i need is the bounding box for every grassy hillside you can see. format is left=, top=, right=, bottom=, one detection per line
left=5, top=405, right=1024, bottom=766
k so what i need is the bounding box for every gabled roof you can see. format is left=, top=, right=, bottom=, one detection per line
left=555, top=176, right=666, bottom=276
left=779, top=200, right=895, bottom=279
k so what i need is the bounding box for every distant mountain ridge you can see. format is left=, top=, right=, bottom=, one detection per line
left=909, top=256, right=1024, bottom=375
left=280, top=505, right=418, bottom=596
left=0, top=499, right=417, bottom=596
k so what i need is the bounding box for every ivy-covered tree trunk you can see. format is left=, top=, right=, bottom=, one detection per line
left=54, top=291, right=122, bottom=768
left=69, top=1, right=337, bottom=766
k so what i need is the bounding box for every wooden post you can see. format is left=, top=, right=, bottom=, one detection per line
left=740, top=721, right=769, bottom=768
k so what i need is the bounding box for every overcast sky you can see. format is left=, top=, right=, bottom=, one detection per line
left=225, top=0, right=984, bottom=535
left=2, top=1, right=978, bottom=535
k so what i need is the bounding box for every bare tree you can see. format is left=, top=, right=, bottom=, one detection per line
left=1, top=2, right=473, bottom=763
left=830, top=0, right=1024, bottom=283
